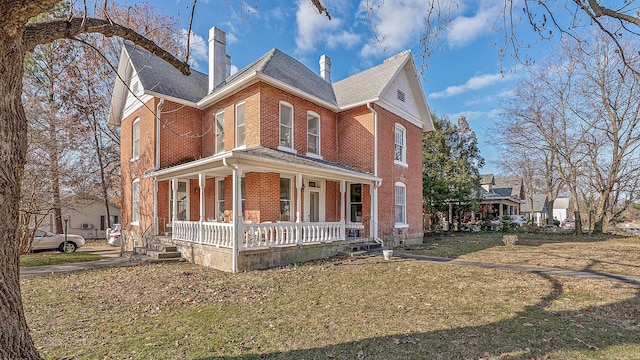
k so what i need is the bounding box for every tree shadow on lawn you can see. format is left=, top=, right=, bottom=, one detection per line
left=198, top=272, right=640, bottom=360
left=413, top=232, right=615, bottom=259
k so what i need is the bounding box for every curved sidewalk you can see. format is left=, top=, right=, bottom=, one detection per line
left=396, top=252, right=640, bottom=286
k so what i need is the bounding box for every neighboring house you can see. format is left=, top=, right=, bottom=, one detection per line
left=108, top=27, right=433, bottom=272
left=553, top=197, right=570, bottom=224
left=521, top=194, right=549, bottom=226
left=39, top=197, right=121, bottom=239
left=478, top=175, right=525, bottom=219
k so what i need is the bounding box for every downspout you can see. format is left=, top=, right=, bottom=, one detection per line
left=152, top=98, right=164, bottom=236
left=366, top=102, right=380, bottom=243
left=223, top=157, right=239, bottom=274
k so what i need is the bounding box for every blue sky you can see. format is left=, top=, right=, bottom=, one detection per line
left=136, top=0, right=558, bottom=174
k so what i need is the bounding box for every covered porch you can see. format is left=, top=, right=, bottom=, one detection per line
left=147, top=147, right=382, bottom=272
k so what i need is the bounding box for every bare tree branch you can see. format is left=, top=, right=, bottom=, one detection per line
left=24, top=17, right=190, bottom=75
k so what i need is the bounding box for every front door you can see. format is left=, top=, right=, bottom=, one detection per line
left=309, top=190, right=320, bottom=222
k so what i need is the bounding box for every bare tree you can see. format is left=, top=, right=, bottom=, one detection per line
left=0, top=1, right=192, bottom=357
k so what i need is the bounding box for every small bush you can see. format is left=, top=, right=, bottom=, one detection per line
left=502, top=235, right=518, bottom=246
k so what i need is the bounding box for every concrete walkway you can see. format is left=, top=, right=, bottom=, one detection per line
left=396, top=252, right=640, bottom=286
left=20, top=256, right=140, bottom=277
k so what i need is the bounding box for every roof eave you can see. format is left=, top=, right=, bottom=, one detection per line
left=255, top=73, right=339, bottom=111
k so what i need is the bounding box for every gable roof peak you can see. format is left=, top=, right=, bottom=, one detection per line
left=383, top=50, right=411, bottom=63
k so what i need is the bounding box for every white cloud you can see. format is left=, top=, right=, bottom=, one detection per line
left=446, top=4, right=497, bottom=48
left=428, top=72, right=510, bottom=99
left=295, top=0, right=360, bottom=53
left=358, top=0, right=431, bottom=58
left=180, top=29, right=208, bottom=67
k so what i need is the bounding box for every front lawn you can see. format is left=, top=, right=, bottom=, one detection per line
left=409, top=232, right=640, bottom=277
left=21, top=251, right=640, bottom=359
left=20, top=252, right=103, bottom=268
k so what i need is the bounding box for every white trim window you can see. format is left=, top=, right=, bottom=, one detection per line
left=235, top=101, right=245, bottom=147
left=216, top=178, right=225, bottom=221
left=215, top=110, right=224, bottom=153
left=395, top=182, right=407, bottom=227
left=169, top=181, right=188, bottom=221
left=394, top=123, right=406, bottom=165
left=279, top=101, right=294, bottom=150
left=280, top=177, right=292, bottom=221
left=349, top=183, right=363, bottom=223
left=132, top=117, right=140, bottom=161
left=131, top=179, right=140, bottom=225
left=307, top=111, right=320, bottom=156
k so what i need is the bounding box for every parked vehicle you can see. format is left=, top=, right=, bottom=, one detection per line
left=32, top=229, right=85, bottom=253
left=509, top=215, right=527, bottom=226
left=562, top=219, right=576, bottom=229
left=108, top=223, right=122, bottom=246
left=622, top=227, right=640, bottom=235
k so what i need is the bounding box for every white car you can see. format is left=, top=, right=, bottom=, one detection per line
left=32, top=229, right=85, bottom=253
left=509, top=215, right=527, bottom=226
left=108, top=224, right=122, bottom=246
left=622, top=227, right=640, bottom=235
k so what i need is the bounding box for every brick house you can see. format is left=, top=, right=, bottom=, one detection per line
left=108, top=27, right=433, bottom=272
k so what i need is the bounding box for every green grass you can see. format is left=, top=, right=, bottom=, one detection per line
left=21, top=253, right=640, bottom=360
left=20, top=252, right=103, bottom=268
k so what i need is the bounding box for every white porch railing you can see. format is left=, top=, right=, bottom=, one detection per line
left=173, top=221, right=234, bottom=248
left=171, top=220, right=345, bottom=250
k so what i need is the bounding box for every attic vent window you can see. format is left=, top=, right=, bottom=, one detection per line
left=131, top=81, right=139, bottom=94
left=397, top=89, right=406, bottom=103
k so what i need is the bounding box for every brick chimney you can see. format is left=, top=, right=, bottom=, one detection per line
left=209, top=27, right=228, bottom=92
left=319, top=54, right=331, bottom=82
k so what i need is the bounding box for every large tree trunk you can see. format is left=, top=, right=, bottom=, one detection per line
left=0, top=28, right=42, bottom=359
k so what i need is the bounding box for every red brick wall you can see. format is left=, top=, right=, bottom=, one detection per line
left=159, top=101, right=202, bottom=168
left=120, top=98, right=158, bottom=234
left=337, top=107, right=375, bottom=173
left=259, top=84, right=338, bottom=160
left=375, top=105, right=423, bottom=236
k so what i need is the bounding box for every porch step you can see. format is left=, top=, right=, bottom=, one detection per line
left=340, top=241, right=382, bottom=257
left=146, top=249, right=182, bottom=260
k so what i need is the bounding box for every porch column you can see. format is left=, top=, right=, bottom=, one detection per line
left=372, top=181, right=379, bottom=240
left=295, top=174, right=302, bottom=223
left=171, top=178, right=178, bottom=224
left=339, top=181, right=345, bottom=223
left=198, top=172, right=206, bottom=243
left=498, top=202, right=503, bottom=217
left=153, top=179, right=158, bottom=235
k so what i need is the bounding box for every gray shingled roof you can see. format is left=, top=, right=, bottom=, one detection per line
left=521, top=194, right=548, bottom=213
left=237, top=146, right=374, bottom=178
left=333, top=52, right=409, bottom=107
left=480, top=174, right=494, bottom=185
left=125, top=42, right=208, bottom=103
left=494, top=177, right=524, bottom=199
left=215, top=48, right=337, bottom=106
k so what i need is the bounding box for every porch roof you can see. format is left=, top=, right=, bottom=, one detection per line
left=147, top=146, right=381, bottom=183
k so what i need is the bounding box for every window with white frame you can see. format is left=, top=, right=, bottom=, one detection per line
left=132, top=117, right=140, bottom=160
left=349, top=183, right=363, bottom=223
left=394, top=124, right=406, bottom=164
left=235, top=102, right=245, bottom=147
left=216, top=179, right=225, bottom=221
left=279, top=102, right=293, bottom=149
left=169, top=181, right=187, bottom=221
left=280, top=177, right=292, bottom=221
left=395, top=182, right=407, bottom=226
left=131, top=179, right=140, bottom=224
left=307, top=112, right=320, bottom=156
left=215, top=111, right=224, bottom=153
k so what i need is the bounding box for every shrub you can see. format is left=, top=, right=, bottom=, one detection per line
left=502, top=235, right=518, bottom=246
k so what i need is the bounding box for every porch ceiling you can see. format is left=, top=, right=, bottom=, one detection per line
left=148, top=146, right=381, bottom=183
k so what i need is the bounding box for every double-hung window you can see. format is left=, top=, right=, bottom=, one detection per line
left=395, top=182, right=407, bottom=226
left=236, top=102, right=245, bottom=147
left=215, top=111, right=224, bottom=153
left=279, top=102, right=293, bottom=149
left=132, top=118, right=140, bottom=161
left=394, top=124, right=406, bottom=165
left=280, top=178, right=292, bottom=221
left=131, top=179, right=140, bottom=224
left=307, top=112, right=320, bottom=156
left=349, top=183, right=363, bottom=223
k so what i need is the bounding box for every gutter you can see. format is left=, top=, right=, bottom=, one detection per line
left=152, top=98, right=164, bottom=236
left=367, top=102, right=381, bottom=243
